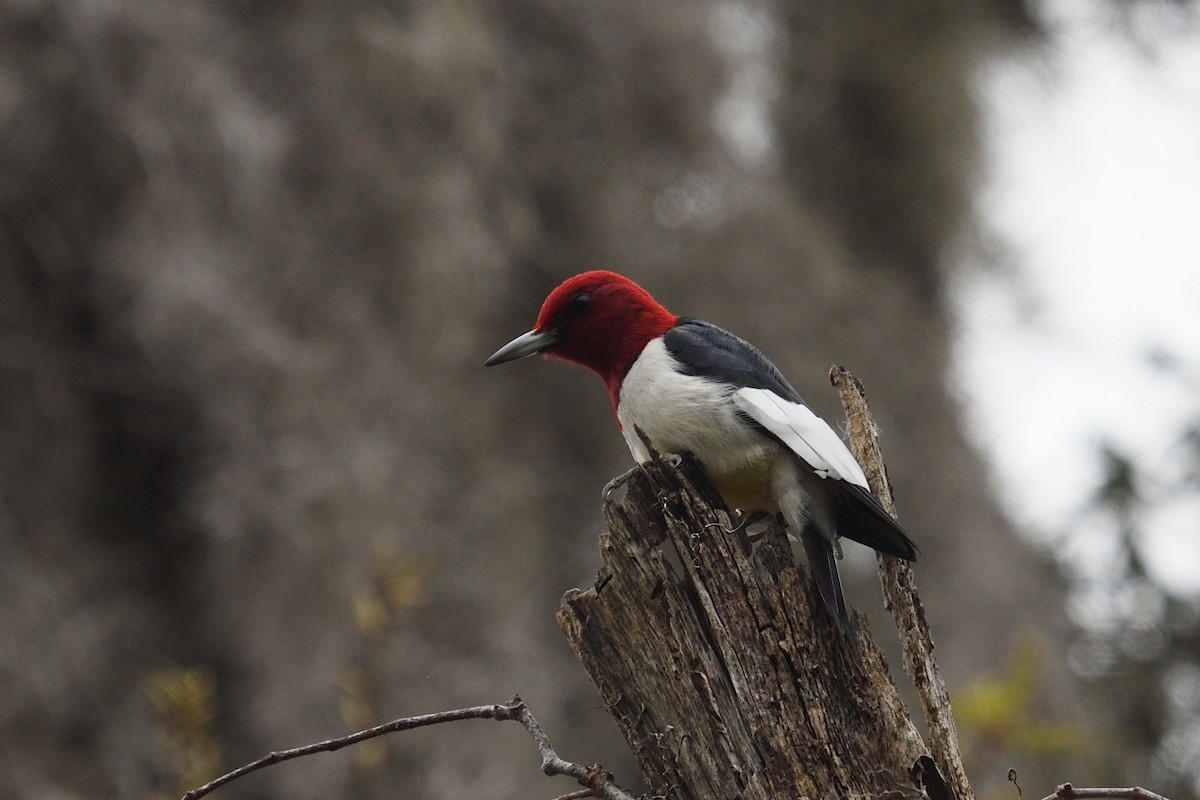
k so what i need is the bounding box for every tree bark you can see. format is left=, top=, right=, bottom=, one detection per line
left=557, top=437, right=944, bottom=799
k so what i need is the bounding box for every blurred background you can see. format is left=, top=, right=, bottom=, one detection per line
left=2, top=0, right=1198, bottom=798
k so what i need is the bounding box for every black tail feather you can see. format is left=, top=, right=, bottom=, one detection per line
left=800, top=526, right=850, bottom=635
left=835, top=483, right=918, bottom=561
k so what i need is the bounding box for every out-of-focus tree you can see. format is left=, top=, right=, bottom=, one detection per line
left=1, top=1, right=1180, bottom=798
left=1052, top=351, right=1200, bottom=798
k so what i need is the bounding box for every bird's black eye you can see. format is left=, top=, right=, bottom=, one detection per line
left=569, top=292, right=591, bottom=316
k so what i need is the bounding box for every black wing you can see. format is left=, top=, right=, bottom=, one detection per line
left=662, top=318, right=805, bottom=403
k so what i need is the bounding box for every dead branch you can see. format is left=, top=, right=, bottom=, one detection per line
left=179, top=696, right=634, bottom=800
left=550, top=791, right=599, bottom=800
left=831, top=364, right=974, bottom=800
left=1039, top=784, right=1172, bottom=800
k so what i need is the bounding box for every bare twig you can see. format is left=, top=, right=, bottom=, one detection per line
left=179, top=696, right=634, bottom=800
left=1038, top=783, right=1171, bottom=800
left=830, top=365, right=974, bottom=800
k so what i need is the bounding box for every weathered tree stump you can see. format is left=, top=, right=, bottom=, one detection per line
left=557, top=448, right=934, bottom=799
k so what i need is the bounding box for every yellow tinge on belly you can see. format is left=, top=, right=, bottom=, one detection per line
left=707, top=460, right=774, bottom=513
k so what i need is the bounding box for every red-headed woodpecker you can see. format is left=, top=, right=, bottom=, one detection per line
left=486, top=270, right=916, bottom=631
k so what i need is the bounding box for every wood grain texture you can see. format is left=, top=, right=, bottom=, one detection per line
left=558, top=450, right=930, bottom=799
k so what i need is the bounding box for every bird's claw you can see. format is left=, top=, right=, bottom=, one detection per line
left=602, top=466, right=639, bottom=501
left=602, top=453, right=683, bottom=502
left=738, top=510, right=774, bottom=542
left=705, top=509, right=773, bottom=537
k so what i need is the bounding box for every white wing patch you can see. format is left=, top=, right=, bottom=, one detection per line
left=733, top=387, right=870, bottom=489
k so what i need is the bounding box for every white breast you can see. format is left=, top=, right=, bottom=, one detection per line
left=616, top=339, right=782, bottom=489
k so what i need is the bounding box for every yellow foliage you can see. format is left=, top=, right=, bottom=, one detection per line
left=354, top=592, right=390, bottom=635
left=142, top=666, right=222, bottom=794
left=338, top=667, right=384, bottom=769
left=956, top=637, right=1087, bottom=755
left=341, top=549, right=433, bottom=771
left=379, top=556, right=428, bottom=611
left=354, top=552, right=429, bottom=637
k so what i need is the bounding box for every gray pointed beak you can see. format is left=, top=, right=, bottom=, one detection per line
left=485, top=328, right=561, bottom=366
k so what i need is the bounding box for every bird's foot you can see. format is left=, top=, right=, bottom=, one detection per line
left=738, top=510, right=775, bottom=542
left=602, top=466, right=639, bottom=502
left=705, top=509, right=773, bottom=537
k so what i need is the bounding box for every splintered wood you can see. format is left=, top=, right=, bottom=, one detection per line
left=557, top=450, right=931, bottom=800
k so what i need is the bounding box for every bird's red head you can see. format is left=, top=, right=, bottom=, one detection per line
left=486, top=270, right=678, bottom=405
